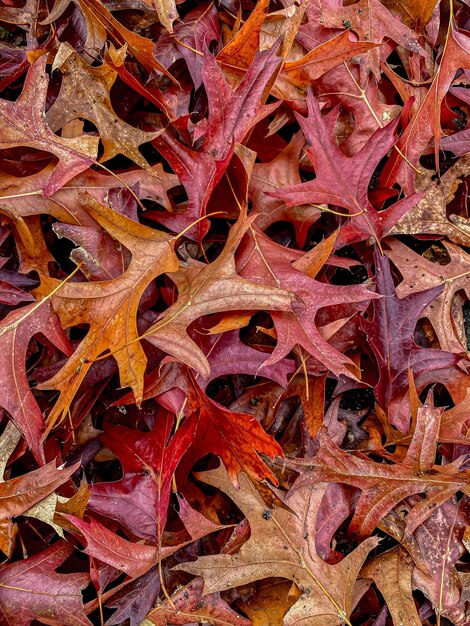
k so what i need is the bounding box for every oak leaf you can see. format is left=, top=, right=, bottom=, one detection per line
left=153, top=2, right=220, bottom=89
left=0, top=540, right=91, bottom=626
left=153, top=45, right=281, bottom=233
left=145, top=577, right=251, bottom=625
left=385, top=0, right=438, bottom=24
left=321, top=0, right=425, bottom=54
left=0, top=301, right=71, bottom=461
left=36, top=192, right=179, bottom=428
left=175, top=464, right=377, bottom=625
left=66, top=495, right=225, bottom=579
left=361, top=251, right=459, bottom=428
left=0, top=55, right=98, bottom=195
left=387, top=238, right=470, bottom=353
left=47, top=44, right=159, bottom=171
left=105, top=567, right=161, bottom=626
left=289, top=394, right=470, bottom=539
left=141, top=0, right=178, bottom=33
left=388, top=154, right=470, bottom=247
left=409, top=498, right=469, bottom=624
left=65, top=515, right=160, bottom=579
left=271, top=92, right=420, bottom=246
left=216, top=0, right=270, bottom=83
left=0, top=460, right=77, bottom=556
left=88, top=412, right=196, bottom=541
left=183, top=375, right=283, bottom=485
left=278, top=31, right=378, bottom=97
left=145, top=215, right=294, bottom=378
left=45, top=0, right=176, bottom=79
left=249, top=131, right=321, bottom=248
left=237, top=227, right=377, bottom=378
left=41, top=0, right=106, bottom=63
left=439, top=391, right=470, bottom=444
left=380, top=19, right=470, bottom=192
left=381, top=497, right=469, bottom=624
left=361, top=547, right=421, bottom=626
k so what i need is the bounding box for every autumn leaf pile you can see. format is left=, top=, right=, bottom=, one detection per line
left=3, top=0, right=470, bottom=623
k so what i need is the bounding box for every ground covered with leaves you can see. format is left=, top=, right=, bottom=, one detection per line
left=1, top=0, right=470, bottom=624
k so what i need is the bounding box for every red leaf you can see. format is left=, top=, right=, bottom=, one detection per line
left=361, top=251, right=459, bottom=429
left=184, top=374, right=283, bottom=485
left=270, top=92, right=421, bottom=245
left=152, top=45, right=281, bottom=236
left=380, top=20, right=470, bottom=192
left=65, top=515, right=159, bottom=579
left=0, top=540, right=91, bottom=625
left=90, top=412, right=196, bottom=540
left=0, top=302, right=71, bottom=461
left=289, top=393, right=469, bottom=538
left=237, top=227, right=378, bottom=378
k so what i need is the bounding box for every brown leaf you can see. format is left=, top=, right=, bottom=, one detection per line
left=238, top=579, right=301, bottom=625
left=47, top=44, right=160, bottom=171
left=409, top=498, right=469, bottom=624
left=41, top=0, right=106, bottom=62
left=383, top=0, right=438, bottom=25
left=0, top=422, right=21, bottom=481
left=79, top=0, right=177, bottom=80
left=439, top=391, right=470, bottom=444
left=321, top=0, right=425, bottom=51
left=145, top=215, right=294, bottom=377
left=145, top=577, right=251, bottom=625
left=0, top=56, right=98, bottom=195
left=175, top=464, right=377, bottom=625
left=389, top=154, right=470, bottom=246
left=361, top=547, right=421, bottom=626
left=139, top=0, right=178, bottom=33
left=260, top=0, right=309, bottom=60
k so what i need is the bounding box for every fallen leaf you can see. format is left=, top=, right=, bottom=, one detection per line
left=0, top=56, right=98, bottom=195
left=387, top=238, right=470, bottom=353
left=361, top=251, right=458, bottom=428
left=36, top=192, right=178, bottom=428
left=0, top=540, right=91, bottom=625
left=0, top=302, right=71, bottom=461
left=361, top=547, right=421, bottom=626
left=48, top=44, right=160, bottom=171
left=288, top=393, right=469, bottom=539
left=183, top=374, right=283, bottom=485
left=0, top=460, right=76, bottom=556
left=89, top=412, right=195, bottom=541
left=145, top=215, right=294, bottom=378
left=271, top=92, right=420, bottom=246
left=145, top=577, right=251, bottom=625
left=175, top=464, right=377, bottom=625
left=237, top=227, right=378, bottom=378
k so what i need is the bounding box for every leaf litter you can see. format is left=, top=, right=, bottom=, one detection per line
left=0, top=0, right=470, bottom=624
